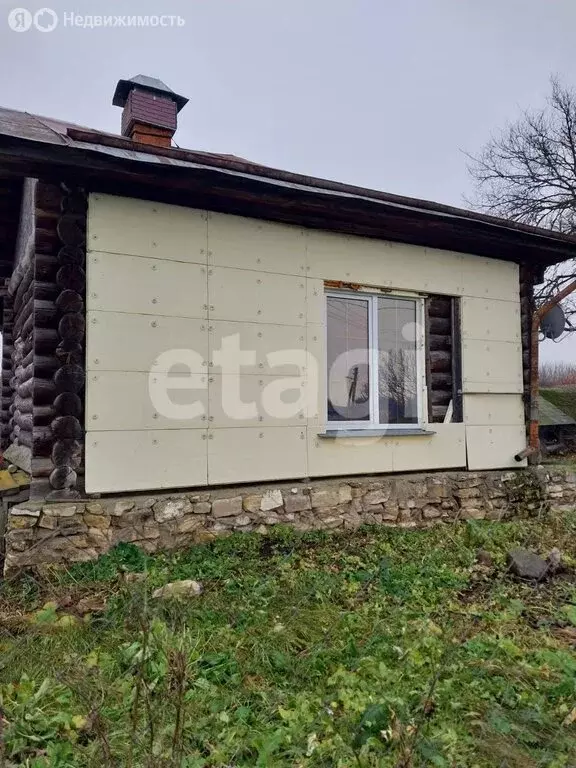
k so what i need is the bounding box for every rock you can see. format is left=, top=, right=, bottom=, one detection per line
left=38, top=514, right=58, bottom=530
left=422, top=505, right=442, bottom=519
left=76, top=595, right=107, bottom=615
left=310, top=488, right=340, bottom=508
left=547, top=547, right=562, bottom=572
left=11, top=507, right=40, bottom=518
left=193, top=530, right=218, bottom=544
left=363, top=488, right=390, bottom=507
left=124, top=572, right=146, bottom=584
left=283, top=493, right=311, bottom=514
left=4, top=444, right=32, bottom=473
left=507, top=548, right=548, bottom=580
left=455, top=487, right=481, bottom=499
left=175, top=517, right=201, bottom=534
left=193, top=502, right=211, bottom=515
left=212, top=496, right=243, bottom=518
left=232, top=515, right=251, bottom=527
left=8, top=516, right=37, bottom=530
left=112, top=500, right=135, bottom=516
left=137, top=498, right=157, bottom=509
left=460, top=508, right=486, bottom=520
left=476, top=549, right=493, bottom=567
left=84, top=513, right=110, bottom=530
left=338, top=485, right=353, bottom=504
left=43, top=505, right=77, bottom=518
left=85, top=502, right=105, bottom=515
left=87, top=529, right=110, bottom=548
left=260, top=490, right=283, bottom=512
left=243, top=495, right=262, bottom=513
left=152, top=580, right=203, bottom=599
left=153, top=499, right=192, bottom=522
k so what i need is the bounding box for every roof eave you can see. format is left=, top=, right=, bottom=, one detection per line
left=0, top=131, right=575, bottom=268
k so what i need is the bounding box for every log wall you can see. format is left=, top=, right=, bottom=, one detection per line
left=31, top=184, right=87, bottom=499
left=1, top=294, right=14, bottom=449
left=426, top=295, right=461, bottom=423
left=520, top=264, right=537, bottom=437
left=3, top=180, right=36, bottom=468
left=0, top=180, right=87, bottom=498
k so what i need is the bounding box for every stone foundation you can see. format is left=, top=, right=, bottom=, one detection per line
left=4, top=467, right=576, bottom=574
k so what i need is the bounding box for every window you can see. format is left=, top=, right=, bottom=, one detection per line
left=326, top=291, right=425, bottom=429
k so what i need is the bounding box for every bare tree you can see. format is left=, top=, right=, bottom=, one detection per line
left=467, top=77, right=576, bottom=328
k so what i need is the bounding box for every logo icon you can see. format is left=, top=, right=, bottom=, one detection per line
left=8, top=8, right=32, bottom=31
left=7, top=7, right=58, bottom=32
left=34, top=8, right=58, bottom=31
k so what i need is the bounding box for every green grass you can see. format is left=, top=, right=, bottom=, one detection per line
left=541, top=387, right=576, bottom=422
left=2, top=514, right=576, bottom=767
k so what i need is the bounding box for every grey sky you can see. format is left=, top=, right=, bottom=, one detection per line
left=1, top=0, right=575, bottom=361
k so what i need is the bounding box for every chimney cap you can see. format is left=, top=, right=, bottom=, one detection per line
left=113, top=74, right=188, bottom=112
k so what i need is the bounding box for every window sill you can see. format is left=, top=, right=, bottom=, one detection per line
left=318, top=428, right=436, bottom=439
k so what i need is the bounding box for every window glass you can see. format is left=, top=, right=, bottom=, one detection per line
left=377, top=297, right=418, bottom=424
left=326, top=296, right=370, bottom=421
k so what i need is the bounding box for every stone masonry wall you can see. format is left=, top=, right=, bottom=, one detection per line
left=4, top=467, right=576, bottom=575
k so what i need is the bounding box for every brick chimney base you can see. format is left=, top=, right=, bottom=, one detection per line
left=130, top=122, right=173, bottom=148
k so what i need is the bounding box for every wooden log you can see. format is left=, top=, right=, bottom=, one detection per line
left=56, top=265, right=86, bottom=293
left=55, top=289, right=84, bottom=313
left=34, top=281, right=60, bottom=302
left=430, top=351, right=452, bottom=374
left=21, top=311, right=35, bottom=342
left=52, top=439, right=82, bottom=468
left=17, top=378, right=33, bottom=399
left=427, top=334, right=451, bottom=352
left=54, top=392, right=82, bottom=417
left=35, top=227, right=60, bottom=256
left=34, top=300, right=58, bottom=328
left=56, top=341, right=83, bottom=364
left=35, top=253, right=59, bottom=281
left=431, top=372, right=453, bottom=390
left=35, top=327, right=59, bottom=354
left=49, top=466, right=78, bottom=490
left=13, top=267, right=33, bottom=313
left=57, top=245, right=85, bottom=265
left=27, top=426, right=55, bottom=456
left=14, top=396, right=33, bottom=414
left=428, top=316, right=451, bottom=336
left=51, top=415, right=83, bottom=440
left=35, top=406, right=55, bottom=426
left=430, top=390, right=452, bottom=407
left=60, top=190, right=87, bottom=215
left=32, top=378, right=57, bottom=405
left=58, top=313, right=85, bottom=342
left=34, top=356, right=59, bottom=378
left=13, top=295, right=34, bottom=338
left=431, top=405, right=449, bottom=421
left=14, top=411, right=33, bottom=432
left=21, top=348, right=34, bottom=369
left=427, top=297, right=452, bottom=318
left=57, top=216, right=85, bottom=248
left=54, top=364, right=84, bottom=394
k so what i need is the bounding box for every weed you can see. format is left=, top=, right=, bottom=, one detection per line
left=1, top=514, right=576, bottom=766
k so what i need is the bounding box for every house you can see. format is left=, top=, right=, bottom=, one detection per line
left=2, top=75, right=576, bottom=570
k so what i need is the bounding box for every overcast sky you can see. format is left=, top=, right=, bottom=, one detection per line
left=1, top=0, right=575, bottom=361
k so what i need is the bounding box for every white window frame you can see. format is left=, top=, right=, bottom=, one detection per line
left=325, top=289, right=428, bottom=430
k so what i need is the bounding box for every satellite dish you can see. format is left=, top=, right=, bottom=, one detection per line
left=540, top=304, right=566, bottom=340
